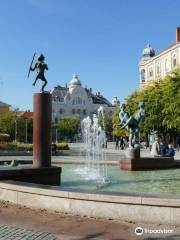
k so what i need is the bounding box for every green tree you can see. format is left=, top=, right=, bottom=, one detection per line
left=98, top=112, right=113, bottom=140
left=124, top=68, right=180, bottom=141
left=0, top=111, right=33, bottom=142
left=58, top=117, right=80, bottom=142
left=0, top=111, right=16, bottom=140
left=112, top=106, right=128, bottom=138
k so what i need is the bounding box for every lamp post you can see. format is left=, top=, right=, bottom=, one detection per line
left=15, top=119, right=17, bottom=142
left=14, top=108, right=19, bottom=142
left=55, top=111, right=59, bottom=143
left=25, top=118, right=28, bottom=144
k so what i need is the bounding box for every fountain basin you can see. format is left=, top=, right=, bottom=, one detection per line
left=0, top=180, right=180, bottom=225
left=61, top=164, right=180, bottom=195
left=0, top=166, right=61, bottom=185
left=120, top=157, right=180, bottom=170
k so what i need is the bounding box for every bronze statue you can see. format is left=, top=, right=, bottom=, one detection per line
left=28, top=53, right=48, bottom=92
left=119, top=102, right=145, bottom=148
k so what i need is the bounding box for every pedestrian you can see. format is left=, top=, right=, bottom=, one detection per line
left=120, top=137, right=124, bottom=150
left=165, top=144, right=175, bottom=158
left=150, top=136, right=161, bottom=157
left=159, top=140, right=166, bottom=156
left=115, top=137, right=119, bottom=150
left=176, top=135, right=180, bottom=151
left=149, top=134, right=154, bottom=151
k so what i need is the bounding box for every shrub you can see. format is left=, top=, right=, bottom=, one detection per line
left=0, top=142, right=69, bottom=151
left=0, top=142, right=33, bottom=151
left=56, top=143, right=69, bottom=150
left=17, top=143, right=33, bottom=151
left=0, top=133, right=10, bottom=142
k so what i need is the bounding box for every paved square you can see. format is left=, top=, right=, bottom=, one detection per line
left=0, top=225, right=56, bottom=240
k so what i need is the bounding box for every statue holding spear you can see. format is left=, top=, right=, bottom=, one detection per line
left=28, top=53, right=48, bottom=92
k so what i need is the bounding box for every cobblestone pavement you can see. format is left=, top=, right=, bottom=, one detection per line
left=0, top=225, right=56, bottom=240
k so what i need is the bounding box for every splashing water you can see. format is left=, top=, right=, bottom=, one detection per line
left=75, top=107, right=109, bottom=184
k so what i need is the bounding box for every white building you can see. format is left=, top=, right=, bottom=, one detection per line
left=139, top=28, right=180, bottom=89
left=51, top=74, right=119, bottom=121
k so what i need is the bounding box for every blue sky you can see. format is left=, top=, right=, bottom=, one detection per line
left=0, top=0, right=179, bottom=110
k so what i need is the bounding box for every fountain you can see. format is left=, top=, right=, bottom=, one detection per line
left=75, top=107, right=108, bottom=183
left=0, top=55, right=180, bottom=227
left=0, top=54, right=61, bottom=185
left=119, top=102, right=180, bottom=170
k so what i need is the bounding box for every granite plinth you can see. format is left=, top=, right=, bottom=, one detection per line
left=33, top=93, right=52, bottom=168
left=0, top=166, right=61, bottom=185
left=125, top=147, right=140, bottom=160
left=120, top=157, right=180, bottom=170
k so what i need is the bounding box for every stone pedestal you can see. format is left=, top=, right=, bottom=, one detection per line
left=0, top=92, right=61, bottom=186
left=120, top=147, right=177, bottom=171
left=120, top=157, right=177, bottom=170
left=125, top=147, right=140, bottom=161
left=0, top=166, right=61, bottom=185
left=33, top=92, right=51, bottom=167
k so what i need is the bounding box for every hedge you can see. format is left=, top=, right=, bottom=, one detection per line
left=0, top=142, right=69, bottom=151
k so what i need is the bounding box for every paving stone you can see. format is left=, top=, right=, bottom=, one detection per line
left=0, top=225, right=56, bottom=240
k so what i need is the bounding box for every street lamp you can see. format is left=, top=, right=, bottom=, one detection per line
left=14, top=108, right=19, bottom=142
left=25, top=118, right=28, bottom=144
left=15, top=119, right=17, bottom=142
left=55, top=127, right=58, bottom=143
left=55, top=111, right=59, bottom=143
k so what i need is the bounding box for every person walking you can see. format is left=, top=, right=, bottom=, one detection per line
left=115, top=137, right=119, bottom=150
left=176, top=135, right=180, bottom=151
left=150, top=136, right=161, bottom=157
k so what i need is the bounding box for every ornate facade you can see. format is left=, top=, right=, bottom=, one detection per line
left=139, top=28, right=180, bottom=89
left=51, top=74, right=119, bottom=121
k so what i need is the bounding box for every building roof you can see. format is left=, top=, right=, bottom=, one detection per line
left=51, top=85, right=68, bottom=99
left=156, top=42, right=177, bottom=55
left=19, top=111, right=33, bottom=119
left=0, top=101, right=10, bottom=107
left=51, top=84, right=113, bottom=107
left=142, top=44, right=155, bottom=58
left=85, top=88, right=113, bottom=106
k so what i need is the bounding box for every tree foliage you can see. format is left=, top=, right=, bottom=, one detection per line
left=112, top=106, right=128, bottom=138
left=98, top=112, right=113, bottom=139
left=58, top=117, right=80, bottom=142
left=0, top=111, right=16, bottom=139
left=0, top=111, right=33, bottom=142
left=124, top=69, right=180, bottom=138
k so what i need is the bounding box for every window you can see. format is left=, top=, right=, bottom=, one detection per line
left=72, top=109, right=75, bottom=114
left=165, top=59, right=168, bottom=72
left=141, top=69, right=145, bottom=82
left=156, top=63, right=161, bottom=75
left=76, top=97, right=82, bottom=104
left=149, top=68, right=153, bottom=77
left=59, top=109, right=63, bottom=114
left=55, top=96, right=60, bottom=102
left=55, top=117, right=58, bottom=123
left=83, top=109, right=86, bottom=115
left=173, top=54, right=177, bottom=68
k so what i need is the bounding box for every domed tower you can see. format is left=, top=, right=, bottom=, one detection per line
left=142, top=44, right=155, bottom=60
left=68, top=73, right=82, bottom=93
left=139, top=44, right=156, bottom=88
